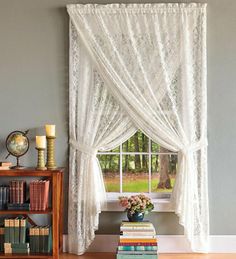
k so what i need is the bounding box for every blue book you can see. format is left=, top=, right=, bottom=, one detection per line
left=117, top=254, right=158, bottom=259
left=118, top=246, right=158, bottom=251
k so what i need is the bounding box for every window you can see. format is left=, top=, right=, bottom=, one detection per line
left=97, top=130, right=177, bottom=198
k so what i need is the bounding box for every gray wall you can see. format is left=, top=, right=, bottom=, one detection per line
left=0, top=0, right=235, bottom=235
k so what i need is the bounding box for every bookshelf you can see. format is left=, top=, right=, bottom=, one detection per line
left=0, top=168, right=64, bottom=259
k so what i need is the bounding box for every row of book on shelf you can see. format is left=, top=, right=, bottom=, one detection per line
left=0, top=180, right=50, bottom=211
left=0, top=217, right=52, bottom=254
left=116, top=221, right=158, bottom=259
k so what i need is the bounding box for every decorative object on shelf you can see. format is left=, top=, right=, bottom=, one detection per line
left=45, top=125, right=56, bottom=170
left=35, top=136, right=47, bottom=170
left=119, top=194, right=154, bottom=222
left=5, top=130, right=29, bottom=169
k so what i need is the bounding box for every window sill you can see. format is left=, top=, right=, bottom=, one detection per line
left=103, top=198, right=174, bottom=212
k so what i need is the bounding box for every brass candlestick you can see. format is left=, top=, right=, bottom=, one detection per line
left=46, top=136, right=56, bottom=170
left=36, top=148, right=47, bottom=170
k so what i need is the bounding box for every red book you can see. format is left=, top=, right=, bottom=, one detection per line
left=38, top=181, right=42, bottom=210
left=119, top=242, right=158, bottom=246
left=42, top=180, right=50, bottom=210
left=10, top=181, right=16, bottom=204
left=16, top=181, right=20, bottom=204
left=30, top=181, right=35, bottom=210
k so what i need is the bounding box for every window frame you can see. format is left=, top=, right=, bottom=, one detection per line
left=97, top=136, right=178, bottom=204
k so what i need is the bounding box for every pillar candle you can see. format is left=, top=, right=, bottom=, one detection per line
left=36, top=136, right=46, bottom=149
left=45, top=124, right=56, bottom=137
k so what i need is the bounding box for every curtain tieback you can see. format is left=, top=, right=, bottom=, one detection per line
left=181, top=138, right=208, bottom=155
left=69, top=139, right=97, bottom=156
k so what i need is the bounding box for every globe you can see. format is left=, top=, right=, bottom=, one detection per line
left=6, top=130, right=29, bottom=168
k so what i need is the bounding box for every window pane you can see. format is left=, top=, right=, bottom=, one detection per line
left=151, top=154, right=177, bottom=192
left=98, top=146, right=120, bottom=153
left=98, top=154, right=120, bottom=192
left=151, top=141, right=160, bottom=152
left=151, top=142, right=174, bottom=153
left=122, top=130, right=148, bottom=152
left=122, top=155, right=149, bottom=192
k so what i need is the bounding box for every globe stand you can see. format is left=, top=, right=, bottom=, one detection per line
left=11, top=157, right=25, bottom=170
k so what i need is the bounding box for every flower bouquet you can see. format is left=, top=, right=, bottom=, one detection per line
left=119, top=194, right=154, bottom=222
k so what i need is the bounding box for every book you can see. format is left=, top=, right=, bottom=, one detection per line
left=9, top=219, right=14, bottom=244
left=4, top=219, right=10, bottom=243
left=116, top=255, right=158, bottom=259
left=19, top=217, right=27, bottom=243
left=118, top=246, right=158, bottom=251
left=29, top=225, right=52, bottom=253
left=4, top=243, right=30, bottom=254
left=118, top=251, right=158, bottom=255
left=7, top=203, right=30, bottom=210
left=14, top=217, right=20, bottom=244
left=119, top=243, right=158, bottom=246
left=30, top=180, right=50, bottom=211
left=39, top=227, right=44, bottom=253
left=0, top=227, right=4, bottom=252
left=0, top=162, right=12, bottom=167
left=44, top=226, right=52, bottom=253
left=119, top=238, right=157, bottom=243
left=29, top=227, right=35, bottom=253
left=34, top=227, right=40, bottom=253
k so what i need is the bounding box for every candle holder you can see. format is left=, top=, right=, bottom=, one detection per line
left=36, top=148, right=47, bottom=170
left=46, top=136, right=56, bottom=170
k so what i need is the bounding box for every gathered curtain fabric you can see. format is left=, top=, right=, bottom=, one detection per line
left=67, top=3, right=208, bottom=254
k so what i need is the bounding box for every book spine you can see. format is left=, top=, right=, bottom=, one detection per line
left=44, top=180, right=50, bottom=210
left=11, top=243, right=29, bottom=249
left=0, top=228, right=4, bottom=252
left=29, top=228, right=35, bottom=253
left=0, top=187, right=2, bottom=209
left=4, top=219, right=10, bottom=243
left=19, top=218, right=26, bottom=243
left=3, top=187, right=6, bottom=209
left=12, top=248, right=30, bottom=254
left=120, top=236, right=157, bottom=240
left=34, top=227, right=40, bottom=253
left=39, top=227, right=44, bottom=253
left=118, top=246, right=158, bottom=251
left=116, top=254, right=158, bottom=259
left=9, top=219, right=14, bottom=244
left=30, top=182, right=34, bottom=210
left=16, top=181, right=20, bottom=204
left=39, top=181, right=42, bottom=211
left=119, top=242, right=158, bottom=246
left=19, top=181, right=22, bottom=204
left=14, top=218, right=20, bottom=244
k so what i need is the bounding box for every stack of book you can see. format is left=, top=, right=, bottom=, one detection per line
left=29, top=226, right=52, bottom=253
left=4, top=217, right=29, bottom=254
left=0, top=186, right=9, bottom=210
left=30, top=180, right=50, bottom=211
left=117, top=221, right=158, bottom=259
left=9, top=180, right=26, bottom=204
left=0, top=162, right=12, bottom=170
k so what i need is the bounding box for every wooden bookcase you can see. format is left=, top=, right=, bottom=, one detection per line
left=0, top=168, right=64, bottom=259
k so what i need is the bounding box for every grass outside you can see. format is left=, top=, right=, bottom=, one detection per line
left=104, top=173, right=175, bottom=193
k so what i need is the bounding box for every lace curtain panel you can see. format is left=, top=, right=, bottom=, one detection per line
left=67, top=3, right=208, bottom=254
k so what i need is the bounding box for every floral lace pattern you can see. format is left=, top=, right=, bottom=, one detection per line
left=68, top=3, right=208, bottom=254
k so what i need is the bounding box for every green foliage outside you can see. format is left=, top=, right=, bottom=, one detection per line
left=98, top=130, right=177, bottom=193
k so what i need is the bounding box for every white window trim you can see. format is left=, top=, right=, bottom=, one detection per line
left=104, top=196, right=174, bottom=212
left=98, top=137, right=177, bottom=212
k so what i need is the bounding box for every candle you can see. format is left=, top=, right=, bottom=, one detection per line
left=45, top=124, right=56, bottom=137
left=36, top=136, right=46, bottom=149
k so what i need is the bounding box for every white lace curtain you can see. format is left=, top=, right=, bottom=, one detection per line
left=67, top=3, right=208, bottom=254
